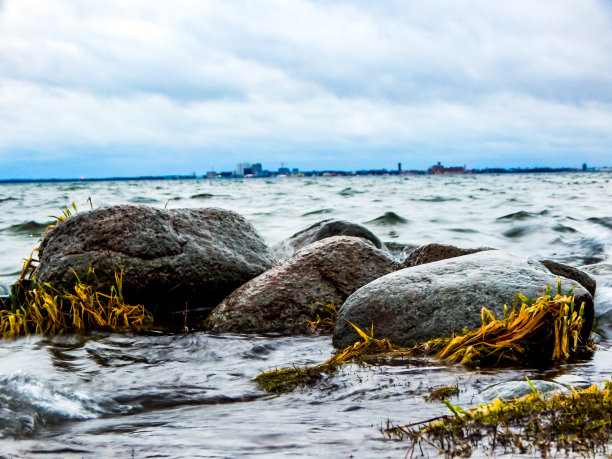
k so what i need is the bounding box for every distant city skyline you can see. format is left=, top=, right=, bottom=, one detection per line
left=1, top=1, right=612, bottom=179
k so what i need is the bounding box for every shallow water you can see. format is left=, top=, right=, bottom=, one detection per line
left=0, top=173, right=611, bottom=457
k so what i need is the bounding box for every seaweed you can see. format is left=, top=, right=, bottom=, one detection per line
left=255, top=322, right=394, bottom=393
left=384, top=380, right=612, bottom=457
left=434, top=280, right=590, bottom=365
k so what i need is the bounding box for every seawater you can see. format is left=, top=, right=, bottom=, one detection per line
left=0, top=173, right=610, bottom=458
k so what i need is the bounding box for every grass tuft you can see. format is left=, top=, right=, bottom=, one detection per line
left=434, top=289, right=589, bottom=365
left=306, top=302, right=337, bottom=332
left=0, top=269, right=152, bottom=339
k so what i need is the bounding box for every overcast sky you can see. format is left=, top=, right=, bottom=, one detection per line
left=1, top=0, right=611, bottom=178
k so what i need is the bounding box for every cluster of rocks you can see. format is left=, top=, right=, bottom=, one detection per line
left=34, top=205, right=596, bottom=347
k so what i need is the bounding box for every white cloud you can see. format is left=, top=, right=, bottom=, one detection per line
left=1, top=0, right=611, bottom=176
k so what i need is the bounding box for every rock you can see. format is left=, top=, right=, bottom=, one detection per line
left=272, top=219, right=384, bottom=260
left=36, top=205, right=276, bottom=324
left=333, top=250, right=594, bottom=349
left=539, top=259, right=596, bottom=296
left=403, top=243, right=493, bottom=268
left=205, top=236, right=400, bottom=334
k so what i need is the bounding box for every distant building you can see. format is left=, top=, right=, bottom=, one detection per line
left=206, top=171, right=218, bottom=178
left=235, top=163, right=251, bottom=176
left=427, top=162, right=466, bottom=175
left=278, top=167, right=291, bottom=175
left=252, top=163, right=263, bottom=176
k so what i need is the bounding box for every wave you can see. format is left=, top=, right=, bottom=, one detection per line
left=552, top=223, right=577, bottom=233
left=497, top=210, right=549, bottom=221
left=130, top=197, right=159, bottom=204
left=0, top=220, right=51, bottom=236
left=338, top=187, right=364, bottom=196
left=410, top=196, right=460, bottom=202
left=302, top=208, right=333, bottom=216
left=588, top=217, right=612, bottom=230
left=0, top=371, right=120, bottom=438
left=549, top=236, right=605, bottom=266
left=448, top=228, right=479, bottom=233
left=366, top=211, right=410, bottom=226
left=191, top=193, right=215, bottom=199
left=502, top=225, right=537, bottom=238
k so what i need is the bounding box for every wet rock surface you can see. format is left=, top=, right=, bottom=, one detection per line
left=272, top=218, right=384, bottom=260
left=334, top=250, right=594, bottom=349
left=36, top=205, right=276, bottom=324
left=205, top=236, right=400, bottom=334
left=540, top=259, right=597, bottom=296
left=403, top=243, right=493, bottom=268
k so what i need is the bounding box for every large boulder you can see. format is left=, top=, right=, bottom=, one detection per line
left=403, top=243, right=493, bottom=268
left=36, top=205, right=276, bottom=324
left=205, top=236, right=400, bottom=334
left=272, top=219, right=384, bottom=260
left=333, top=250, right=594, bottom=349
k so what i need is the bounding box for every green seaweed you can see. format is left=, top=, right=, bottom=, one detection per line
left=384, top=381, right=612, bottom=457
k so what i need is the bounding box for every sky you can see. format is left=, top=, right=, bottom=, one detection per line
left=1, top=0, right=611, bottom=179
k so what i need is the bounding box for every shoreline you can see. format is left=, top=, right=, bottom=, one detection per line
left=1, top=167, right=610, bottom=184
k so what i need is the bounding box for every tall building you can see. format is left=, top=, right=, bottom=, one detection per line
left=235, top=163, right=251, bottom=176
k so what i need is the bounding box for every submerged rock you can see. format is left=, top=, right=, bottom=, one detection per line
left=479, top=380, right=570, bottom=403
left=403, top=243, right=493, bottom=268
left=539, top=259, right=597, bottom=297
left=333, top=250, right=594, bottom=349
left=272, top=218, right=384, bottom=260
left=36, top=205, right=276, bottom=324
left=205, top=236, right=400, bottom=334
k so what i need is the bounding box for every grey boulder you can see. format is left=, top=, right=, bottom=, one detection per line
left=205, top=236, right=400, bottom=334
left=36, top=205, right=276, bottom=324
left=333, top=250, right=594, bottom=349
left=272, top=219, right=384, bottom=260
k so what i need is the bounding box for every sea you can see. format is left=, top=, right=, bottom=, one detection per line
left=0, top=172, right=610, bottom=458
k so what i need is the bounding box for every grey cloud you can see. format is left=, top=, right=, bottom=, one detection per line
left=0, top=0, right=611, bottom=177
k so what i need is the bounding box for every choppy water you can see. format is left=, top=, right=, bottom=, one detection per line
left=0, top=173, right=611, bottom=457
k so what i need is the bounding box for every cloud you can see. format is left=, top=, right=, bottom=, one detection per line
left=1, top=0, right=611, bottom=177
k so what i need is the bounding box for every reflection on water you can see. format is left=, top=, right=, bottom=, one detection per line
left=0, top=173, right=611, bottom=456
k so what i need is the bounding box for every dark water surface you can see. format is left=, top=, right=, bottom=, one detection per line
left=0, top=173, right=611, bottom=457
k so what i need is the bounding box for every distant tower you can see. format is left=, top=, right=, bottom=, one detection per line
left=582, top=163, right=587, bottom=171
left=398, top=162, right=402, bottom=172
